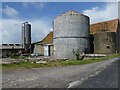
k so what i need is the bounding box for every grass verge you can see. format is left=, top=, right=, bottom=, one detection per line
left=2, top=53, right=120, bottom=69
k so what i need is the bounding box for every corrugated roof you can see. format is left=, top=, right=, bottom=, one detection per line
left=90, top=19, right=118, bottom=34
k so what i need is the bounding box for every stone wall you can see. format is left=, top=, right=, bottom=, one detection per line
left=94, top=31, right=116, bottom=54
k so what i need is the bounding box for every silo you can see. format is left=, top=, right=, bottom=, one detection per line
left=22, top=24, right=25, bottom=48
left=22, top=22, right=31, bottom=52
left=117, top=2, right=120, bottom=52
left=94, top=31, right=116, bottom=54
left=53, top=10, right=90, bottom=59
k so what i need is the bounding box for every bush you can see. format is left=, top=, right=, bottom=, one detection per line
left=73, top=49, right=80, bottom=60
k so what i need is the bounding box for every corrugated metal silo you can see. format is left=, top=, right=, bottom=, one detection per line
left=53, top=10, right=90, bottom=59
left=94, top=31, right=116, bottom=54
left=22, top=24, right=25, bottom=48
left=117, top=2, right=120, bottom=52
left=22, top=22, right=31, bottom=51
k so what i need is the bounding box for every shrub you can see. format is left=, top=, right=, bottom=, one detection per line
left=73, top=49, right=80, bottom=60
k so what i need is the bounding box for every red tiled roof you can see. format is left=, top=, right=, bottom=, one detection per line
left=90, top=19, right=118, bottom=34
left=41, top=31, right=53, bottom=44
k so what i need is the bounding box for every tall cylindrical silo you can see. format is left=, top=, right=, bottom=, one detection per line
left=53, top=10, right=90, bottom=59
left=94, top=31, right=116, bottom=54
left=117, top=2, right=120, bottom=52
left=22, top=24, right=25, bottom=48
left=22, top=22, right=31, bottom=51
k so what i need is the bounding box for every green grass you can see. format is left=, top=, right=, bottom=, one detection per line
left=2, top=53, right=120, bottom=69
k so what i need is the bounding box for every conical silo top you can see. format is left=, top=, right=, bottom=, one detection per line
left=61, top=10, right=88, bottom=17
left=54, top=10, right=89, bottom=21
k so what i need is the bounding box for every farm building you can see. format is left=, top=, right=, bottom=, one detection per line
left=32, top=31, right=53, bottom=56
left=30, top=10, right=120, bottom=60
left=32, top=18, right=119, bottom=58
left=1, top=10, right=119, bottom=59
left=90, top=19, right=119, bottom=54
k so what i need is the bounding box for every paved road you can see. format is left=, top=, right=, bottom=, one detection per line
left=69, top=58, right=119, bottom=88
left=2, top=58, right=118, bottom=88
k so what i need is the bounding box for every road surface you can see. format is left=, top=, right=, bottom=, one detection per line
left=2, top=57, right=119, bottom=88
left=69, top=58, right=119, bottom=88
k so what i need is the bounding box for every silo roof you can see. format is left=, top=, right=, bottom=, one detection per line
left=61, top=10, right=87, bottom=16
left=90, top=19, right=118, bottom=34
left=54, top=10, right=89, bottom=20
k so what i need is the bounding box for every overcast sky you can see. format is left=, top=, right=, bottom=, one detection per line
left=1, top=2, right=118, bottom=44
